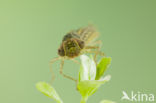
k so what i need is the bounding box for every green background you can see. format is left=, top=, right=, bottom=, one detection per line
left=0, top=0, right=156, bottom=103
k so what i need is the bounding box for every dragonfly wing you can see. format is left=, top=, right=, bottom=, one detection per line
left=76, top=25, right=99, bottom=45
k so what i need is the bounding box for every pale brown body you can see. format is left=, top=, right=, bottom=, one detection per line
left=50, top=25, right=104, bottom=83
left=58, top=36, right=84, bottom=58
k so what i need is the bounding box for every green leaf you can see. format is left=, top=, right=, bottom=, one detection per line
left=79, top=55, right=96, bottom=81
left=96, top=57, right=111, bottom=80
left=36, top=82, right=63, bottom=103
left=100, top=100, right=116, bottom=103
left=77, top=75, right=111, bottom=98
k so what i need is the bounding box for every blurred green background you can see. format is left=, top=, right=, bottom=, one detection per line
left=0, top=0, right=156, bottom=103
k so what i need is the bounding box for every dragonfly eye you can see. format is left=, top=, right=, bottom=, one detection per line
left=78, top=40, right=85, bottom=49
left=58, top=49, right=61, bottom=52
left=80, top=41, right=84, bottom=45
left=58, top=48, right=65, bottom=56
left=62, top=33, right=72, bottom=41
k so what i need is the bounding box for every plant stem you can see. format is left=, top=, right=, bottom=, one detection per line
left=57, top=100, right=63, bottom=103
left=80, top=96, right=88, bottom=103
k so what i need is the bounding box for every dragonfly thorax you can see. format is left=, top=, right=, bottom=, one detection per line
left=58, top=38, right=84, bottom=58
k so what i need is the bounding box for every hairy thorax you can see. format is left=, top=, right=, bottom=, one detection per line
left=58, top=38, right=85, bottom=58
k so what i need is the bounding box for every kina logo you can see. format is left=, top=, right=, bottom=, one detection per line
left=121, top=91, right=155, bottom=102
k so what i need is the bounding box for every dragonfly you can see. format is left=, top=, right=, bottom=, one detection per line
left=50, top=25, right=104, bottom=83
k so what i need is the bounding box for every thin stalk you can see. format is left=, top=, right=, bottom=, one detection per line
left=80, top=96, right=88, bottom=103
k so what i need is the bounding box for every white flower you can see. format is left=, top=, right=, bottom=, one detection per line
left=78, top=55, right=112, bottom=102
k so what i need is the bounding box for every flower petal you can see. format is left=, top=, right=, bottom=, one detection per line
left=79, top=55, right=96, bottom=81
